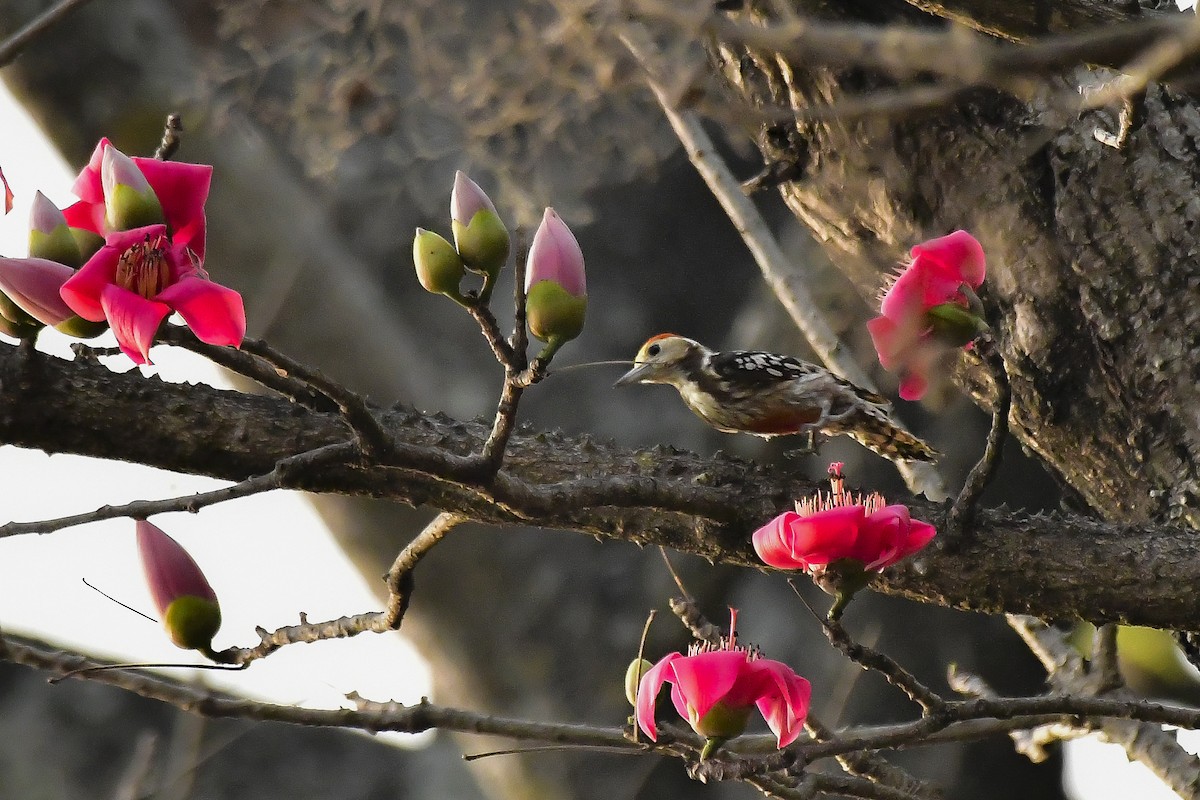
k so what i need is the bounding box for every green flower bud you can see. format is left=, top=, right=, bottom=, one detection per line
left=0, top=292, right=43, bottom=338
left=413, top=228, right=467, bottom=298
left=163, top=595, right=223, bottom=651
left=71, top=227, right=106, bottom=261
left=452, top=209, right=510, bottom=279
left=625, top=657, right=654, bottom=707
left=526, top=280, right=586, bottom=345
left=54, top=315, right=109, bottom=339
left=693, top=700, right=753, bottom=741
left=28, top=191, right=83, bottom=268
left=451, top=171, right=510, bottom=281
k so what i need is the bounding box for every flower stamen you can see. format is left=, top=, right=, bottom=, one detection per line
left=114, top=234, right=170, bottom=300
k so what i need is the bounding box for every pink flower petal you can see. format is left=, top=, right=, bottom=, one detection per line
left=898, top=373, right=929, bottom=401
left=668, top=650, right=750, bottom=725
left=782, top=506, right=867, bottom=566
left=60, top=247, right=121, bottom=321
left=752, top=512, right=808, bottom=569
left=866, top=315, right=900, bottom=370
left=859, top=507, right=907, bottom=569
left=1, top=166, right=12, bottom=215
left=896, top=519, right=937, bottom=560
left=71, top=138, right=111, bottom=204
left=635, top=652, right=683, bottom=742
left=750, top=659, right=811, bottom=747
left=62, top=199, right=106, bottom=236
left=526, top=207, right=585, bottom=296
left=0, top=257, right=76, bottom=325
left=136, top=519, right=218, bottom=617
left=100, top=283, right=170, bottom=364
left=133, top=157, right=212, bottom=259
left=911, top=230, right=985, bottom=288
left=451, top=170, right=497, bottom=224
left=157, top=276, right=246, bottom=347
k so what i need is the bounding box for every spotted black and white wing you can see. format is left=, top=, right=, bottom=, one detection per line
left=708, top=350, right=819, bottom=387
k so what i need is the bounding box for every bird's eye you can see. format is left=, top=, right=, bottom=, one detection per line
left=647, top=344, right=661, bottom=357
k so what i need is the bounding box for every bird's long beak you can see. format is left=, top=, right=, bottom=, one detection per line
left=614, top=362, right=654, bottom=387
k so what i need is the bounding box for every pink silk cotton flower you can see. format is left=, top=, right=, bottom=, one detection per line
left=752, top=462, right=936, bottom=575
left=867, top=230, right=987, bottom=400
left=636, top=611, right=811, bottom=752
left=60, top=225, right=245, bottom=364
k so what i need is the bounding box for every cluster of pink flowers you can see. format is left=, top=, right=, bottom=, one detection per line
left=0, top=138, right=244, bottom=363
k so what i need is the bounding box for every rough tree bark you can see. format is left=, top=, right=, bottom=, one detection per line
left=709, top=0, right=1200, bottom=526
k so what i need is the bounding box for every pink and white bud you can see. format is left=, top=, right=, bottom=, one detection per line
left=0, top=257, right=77, bottom=327
left=101, top=145, right=164, bottom=232
left=525, top=208, right=586, bottom=297
left=136, top=520, right=221, bottom=651
left=28, top=191, right=84, bottom=268
left=524, top=208, right=586, bottom=346
left=450, top=171, right=509, bottom=282
left=451, top=170, right=498, bottom=224
left=1, top=166, right=12, bottom=215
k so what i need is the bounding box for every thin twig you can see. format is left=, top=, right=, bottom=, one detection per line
left=1007, top=615, right=1200, bottom=794
left=237, top=337, right=391, bottom=459
left=822, top=617, right=946, bottom=714
left=165, top=327, right=389, bottom=457
left=466, top=304, right=518, bottom=367
left=948, top=340, right=1009, bottom=538
left=159, top=326, right=338, bottom=413
left=382, top=512, right=465, bottom=628
left=620, top=24, right=947, bottom=501
left=0, top=442, right=353, bottom=538
left=154, top=114, right=183, bottom=161
left=0, top=0, right=99, bottom=68
left=1090, top=623, right=1123, bottom=694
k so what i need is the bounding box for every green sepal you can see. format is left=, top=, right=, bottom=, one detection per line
left=925, top=302, right=989, bottom=348
left=106, top=183, right=164, bottom=232
left=71, top=227, right=105, bottom=261
left=55, top=315, right=109, bottom=339
left=29, top=225, right=84, bottom=268
left=163, top=594, right=222, bottom=651
left=692, top=700, right=752, bottom=741
left=818, top=559, right=873, bottom=621
left=0, top=291, right=44, bottom=337
left=624, top=657, right=654, bottom=707
left=452, top=209, right=510, bottom=279
left=526, top=280, right=586, bottom=345
left=413, top=229, right=467, bottom=300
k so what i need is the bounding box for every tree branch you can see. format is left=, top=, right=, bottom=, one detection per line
left=3, top=341, right=1200, bottom=628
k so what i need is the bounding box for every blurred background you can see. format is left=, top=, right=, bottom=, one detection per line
left=0, top=1, right=1194, bottom=798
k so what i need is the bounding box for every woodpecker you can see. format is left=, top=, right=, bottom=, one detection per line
left=614, top=334, right=937, bottom=463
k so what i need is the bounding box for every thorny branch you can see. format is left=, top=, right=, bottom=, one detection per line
left=5, top=338, right=1200, bottom=629
left=10, top=626, right=1200, bottom=791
